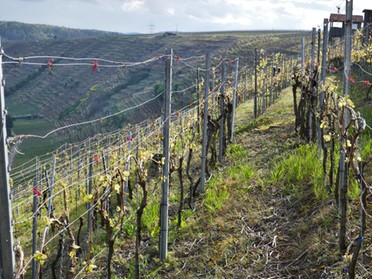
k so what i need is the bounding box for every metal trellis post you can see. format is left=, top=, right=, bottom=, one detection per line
left=311, top=27, right=316, bottom=74
left=230, top=58, right=239, bottom=141
left=243, top=70, right=247, bottom=102
left=218, top=57, right=226, bottom=164
left=196, top=67, right=201, bottom=134
left=200, top=52, right=210, bottom=193
left=301, top=38, right=305, bottom=76
left=321, top=19, right=329, bottom=87
left=262, top=54, right=266, bottom=114
left=318, top=19, right=329, bottom=153
left=254, top=48, right=258, bottom=118
left=0, top=44, right=15, bottom=279
left=339, top=0, right=353, bottom=253
left=87, top=139, right=93, bottom=241
left=31, top=180, right=39, bottom=279
left=160, top=48, right=172, bottom=261
left=124, top=131, right=132, bottom=204
left=47, top=157, right=56, bottom=218
left=317, top=28, right=321, bottom=65
left=270, top=54, right=274, bottom=105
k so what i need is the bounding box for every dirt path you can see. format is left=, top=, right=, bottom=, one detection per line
left=138, top=82, right=372, bottom=279
left=154, top=88, right=343, bottom=278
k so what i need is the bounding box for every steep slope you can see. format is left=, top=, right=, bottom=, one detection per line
left=144, top=87, right=371, bottom=278
left=3, top=30, right=310, bottom=165
left=0, top=21, right=124, bottom=41
left=3, top=31, right=306, bottom=123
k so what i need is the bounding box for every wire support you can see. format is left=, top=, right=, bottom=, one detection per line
left=8, top=92, right=164, bottom=142
left=2, top=52, right=169, bottom=68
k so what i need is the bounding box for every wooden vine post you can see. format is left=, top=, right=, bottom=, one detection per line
left=345, top=108, right=366, bottom=278
left=134, top=161, right=148, bottom=279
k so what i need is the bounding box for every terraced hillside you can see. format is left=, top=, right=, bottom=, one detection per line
left=2, top=29, right=310, bottom=165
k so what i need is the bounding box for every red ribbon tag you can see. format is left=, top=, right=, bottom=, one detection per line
left=92, top=60, right=99, bottom=71
left=93, top=154, right=99, bottom=163
left=33, top=187, right=41, bottom=197
left=47, top=59, right=54, bottom=68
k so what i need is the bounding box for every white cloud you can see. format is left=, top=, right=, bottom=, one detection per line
left=121, top=0, right=144, bottom=12
left=211, top=14, right=252, bottom=25
left=166, top=8, right=175, bottom=16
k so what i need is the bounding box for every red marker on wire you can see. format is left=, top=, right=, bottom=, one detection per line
left=33, top=187, right=41, bottom=197
left=46, top=59, right=54, bottom=69
left=92, top=60, right=99, bottom=71
left=93, top=154, right=99, bottom=163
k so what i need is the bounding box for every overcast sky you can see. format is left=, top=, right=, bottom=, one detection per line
left=1, top=0, right=371, bottom=33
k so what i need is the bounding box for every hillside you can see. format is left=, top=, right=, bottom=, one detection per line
left=2, top=28, right=311, bottom=165
left=5, top=29, right=372, bottom=277
left=0, top=21, right=124, bottom=41
left=144, top=85, right=372, bottom=278
left=11, top=82, right=370, bottom=279
left=151, top=87, right=320, bottom=278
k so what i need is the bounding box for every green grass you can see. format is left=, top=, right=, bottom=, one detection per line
left=270, top=144, right=327, bottom=199
left=7, top=101, right=39, bottom=115
left=361, top=135, right=372, bottom=158
left=237, top=116, right=272, bottom=134
left=228, top=163, right=254, bottom=181
left=229, top=144, right=247, bottom=159
left=12, top=118, right=52, bottom=134
left=142, top=200, right=160, bottom=238
left=10, top=118, right=66, bottom=167
left=58, top=95, right=90, bottom=120
left=348, top=176, right=360, bottom=201
left=204, top=174, right=229, bottom=213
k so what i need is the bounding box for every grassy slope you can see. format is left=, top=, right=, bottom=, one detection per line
left=144, top=86, right=371, bottom=278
